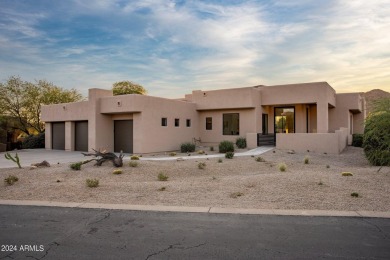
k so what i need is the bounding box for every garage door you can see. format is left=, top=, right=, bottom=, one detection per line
left=114, top=120, right=133, bottom=153
left=52, top=122, right=65, bottom=150
left=75, top=121, right=88, bottom=151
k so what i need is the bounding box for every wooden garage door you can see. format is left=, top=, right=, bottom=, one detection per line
left=52, top=122, right=65, bottom=150
left=114, top=120, right=133, bottom=153
left=75, top=121, right=88, bottom=151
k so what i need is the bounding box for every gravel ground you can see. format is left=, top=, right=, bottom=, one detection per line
left=1, top=147, right=389, bottom=211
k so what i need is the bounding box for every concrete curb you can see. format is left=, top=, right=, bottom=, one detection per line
left=1, top=200, right=389, bottom=218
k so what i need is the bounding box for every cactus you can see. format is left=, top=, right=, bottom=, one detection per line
left=4, top=152, right=22, bottom=168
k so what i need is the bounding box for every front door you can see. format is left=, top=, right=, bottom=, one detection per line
left=114, top=120, right=133, bottom=153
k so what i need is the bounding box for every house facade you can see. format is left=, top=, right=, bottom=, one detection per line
left=41, top=82, right=365, bottom=154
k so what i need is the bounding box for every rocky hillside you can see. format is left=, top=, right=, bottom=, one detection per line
left=363, top=89, right=390, bottom=114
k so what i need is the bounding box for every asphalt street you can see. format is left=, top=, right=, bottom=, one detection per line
left=0, top=205, right=389, bottom=259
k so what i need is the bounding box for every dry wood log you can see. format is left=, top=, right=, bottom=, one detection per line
left=82, top=149, right=124, bottom=167
left=31, top=160, right=51, bottom=167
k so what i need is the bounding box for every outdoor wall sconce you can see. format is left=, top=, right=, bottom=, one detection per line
left=63, top=105, right=66, bottom=110
left=117, top=101, right=122, bottom=107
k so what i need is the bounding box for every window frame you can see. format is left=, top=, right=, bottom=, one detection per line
left=222, top=113, right=240, bottom=136
left=175, top=118, right=180, bottom=127
left=161, top=117, right=168, bottom=127
left=206, top=117, right=212, bottom=130
left=186, top=119, right=191, bottom=127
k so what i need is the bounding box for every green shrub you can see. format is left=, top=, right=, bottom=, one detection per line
left=158, top=173, right=168, bottom=181
left=197, top=150, right=205, bottom=154
left=351, top=192, right=359, bottom=197
left=255, top=156, right=265, bottom=162
left=352, top=134, right=363, bottom=147
left=326, top=165, right=330, bottom=169
left=341, top=172, right=353, bottom=176
left=278, top=163, right=287, bottom=172
left=4, top=175, right=19, bottom=185
left=113, top=169, right=122, bottom=175
left=304, top=156, right=310, bottom=164
left=70, top=162, right=82, bottom=170
left=363, top=98, right=390, bottom=166
left=235, top=137, right=247, bottom=149
left=219, top=141, right=234, bottom=153
left=130, top=155, right=139, bottom=160
left=158, top=187, right=166, bottom=191
left=218, top=158, right=223, bottom=163
left=230, top=192, right=244, bottom=198
left=129, top=161, right=138, bottom=167
left=169, top=152, right=177, bottom=156
left=22, top=133, right=45, bottom=149
left=198, top=162, right=206, bottom=169
left=181, top=142, right=195, bottom=153
left=86, top=178, right=99, bottom=188
left=225, top=152, right=234, bottom=159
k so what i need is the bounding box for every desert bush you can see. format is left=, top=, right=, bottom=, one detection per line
left=351, top=192, right=359, bottom=197
left=218, top=158, right=223, bottom=163
left=363, top=98, right=390, bottom=166
left=352, top=134, right=363, bottom=147
left=22, top=133, right=45, bottom=149
left=86, top=178, right=99, bottom=188
left=326, top=165, right=330, bottom=168
left=130, top=155, right=139, bottom=160
left=129, top=161, right=138, bottom=167
left=219, top=141, right=234, bottom=153
left=197, top=150, right=205, bottom=154
left=169, top=152, right=176, bottom=156
left=235, top=137, right=247, bottom=149
left=230, top=192, right=244, bottom=198
left=181, top=142, right=195, bottom=153
left=158, top=187, right=166, bottom=191
left=113, top=169, right=122, bottom=175
left=70, top=162, right=82, bottom=170
left=158, top=172, right=168, bottom=181
left=278, top=163, right=287, bottom=172
left=4, top=175, right=18, bottom=185
left=341, top=172, right=353, bottom=176
left=304, top=156, right=310, bottom=164
left=255, top=156, right=265, bottom=162
left=198, top=162, right=206, bottom=169
left=225, top=152, right=234, bottom=159
left=210, top=146, right=214, bottom=151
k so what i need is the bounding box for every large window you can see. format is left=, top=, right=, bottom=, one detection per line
left=223, top=113, right=239, bottom=135
left=274, top=107, right=295, bottom=133
left=206, top=117, right=212, bottom=130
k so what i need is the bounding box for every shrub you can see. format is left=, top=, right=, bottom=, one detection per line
left=235, top=137, right=247, bottom=149
left=230, top=192, right=244, bottom=198
left=218, top=158, right=223, bottom=163
left=210, top=146, right=214, bottom=151
left=129, top=161, right=138, bottom=167
left=304, top=156, right=310, bottom=164
left=318, top=180, right=323, bottom=186
left=130, top=155, right=139, bottom=160
left=351, top=192, right=359, bottom=197
left=158, top=187, right=166, bottom=191
left=198, top=162, right=206, bottom=169
left=197, top=150, right=205, bottom=154
left=22, top=133, right=45, bottom=149
left=158, top=173, right=168, bottom=181
left=326, top=165, right=330, bottom=169
left=278, top=163, right=287, bottom=172
left=169, top=152, right=177, bottom=156
left=181, top=142, right=195, bottom=153
left=341, top=172, right=353, bottom=176
left=352, top=134, right=363, bottom=147
left=70, top=162, right=82, bottom=170
left=113, top=169, right=122, bottom=175
left=225, top=152, right=234, bottom=159
left=4, top=175, right=19, bottom=185
left=219, top=141, right=234, bottom=153
left=363, top=98, right=390, bottom=166
left=86, top=178, right=99, bottom=188
left=255, top=156, right=265, bottom=162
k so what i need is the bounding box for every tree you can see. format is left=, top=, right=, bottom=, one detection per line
left=112, top=81, right=147, bottom=95
left=363, top=98, right=390, bottom=166
left=0, top=76, right=83, bottom=135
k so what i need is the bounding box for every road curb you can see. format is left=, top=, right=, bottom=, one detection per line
left=0, top=200, right=389, bottom=218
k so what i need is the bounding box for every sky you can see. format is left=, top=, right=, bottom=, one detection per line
left=0, top=0, right=389, bottom=98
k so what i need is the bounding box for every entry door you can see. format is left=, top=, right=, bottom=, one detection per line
left=75, top=121, right=88, bottom=151
left=114, top=120, right=133, bottom=153
left=52, top=122, right=65, bottom=150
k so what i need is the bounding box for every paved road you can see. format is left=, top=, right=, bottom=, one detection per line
left=0, top=205, right=389, bottom=259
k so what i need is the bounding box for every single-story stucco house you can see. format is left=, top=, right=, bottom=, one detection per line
left=41, top=82, right=365, bottom=154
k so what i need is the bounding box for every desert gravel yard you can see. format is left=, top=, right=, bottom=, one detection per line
left=1, top=147, right=389, bottom=211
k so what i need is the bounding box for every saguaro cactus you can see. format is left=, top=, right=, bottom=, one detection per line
left=4, top=152, right=22, bottom=169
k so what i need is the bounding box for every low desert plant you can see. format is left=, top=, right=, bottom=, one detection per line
left=130, top=155, right=140, bottom=160
left=4, top=175, right=19, bottom=185
left=225, top=152, right=234, bottom=159
left=181, top=142, right=195, bottom=153
left=219, top=141, right=235, bottom=153
left=21, top=133, right=45, bottom=149
left=255, top=156, right=265, bottom=162
left=158, top=187, right=166, bottom=191
left=341, top=172, right=353, bottom=176
left=129, top=161, right=138, bottom=167
left=352, top=134, right=363, bottom=147
left=113, top=169, right=122, bottom=175
left=304, top=156, right=310, bottom=164
left=278, top=163, right=287, bottom=172
left=318, top=180, right=323, bottom=186
left=169, top=152, right=176, bottom=156
left=235, top=137, right=247, bottom=149
left=230, top=192, right=244, bottom=198
left=86, top=178, right=99, bottom=188
left=326, top=165, right=330, bottom=168
left=351, top=192, right=359, bottom=197
left=4, top=152, right=22, bottom=169
left=218, top=158, right=223, bottom=163
left=197, top=150, right=205, bottom=154
left=198, top=162, right=206, bottom=169
left=210, top=146, right=214, bottom=151
left=70, top=162, right=82, bottom=170
left=212, top=176, right=217, bottom=180
left=158, top=172, right=168, bottom=181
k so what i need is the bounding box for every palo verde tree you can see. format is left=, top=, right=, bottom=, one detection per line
left=363, top=97, right=390, bottom=166
left=112, top=81, right=147, bottom=95
left=0, top=76, right=83, bottom=135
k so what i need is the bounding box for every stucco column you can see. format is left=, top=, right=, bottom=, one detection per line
left=317, top=102, right=329, bottom=133
left=65, top=121, right=75, bottom=151
left=45, top=122, right=52, bottom=150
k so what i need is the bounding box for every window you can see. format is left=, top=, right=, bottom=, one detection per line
left=175, top=118, right=180, bottom=127
left=223, top=113, right=239, bottom=135
left=186, top=119, right=191, bottom=127
left=206, top=117, right=212, bottom=130
left=161, top=118, right=167, bottom=126
left=274, top=107, right=295, bottom=134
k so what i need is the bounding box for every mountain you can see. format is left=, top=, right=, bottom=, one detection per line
left=363, top=89, right=390, bottom=114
